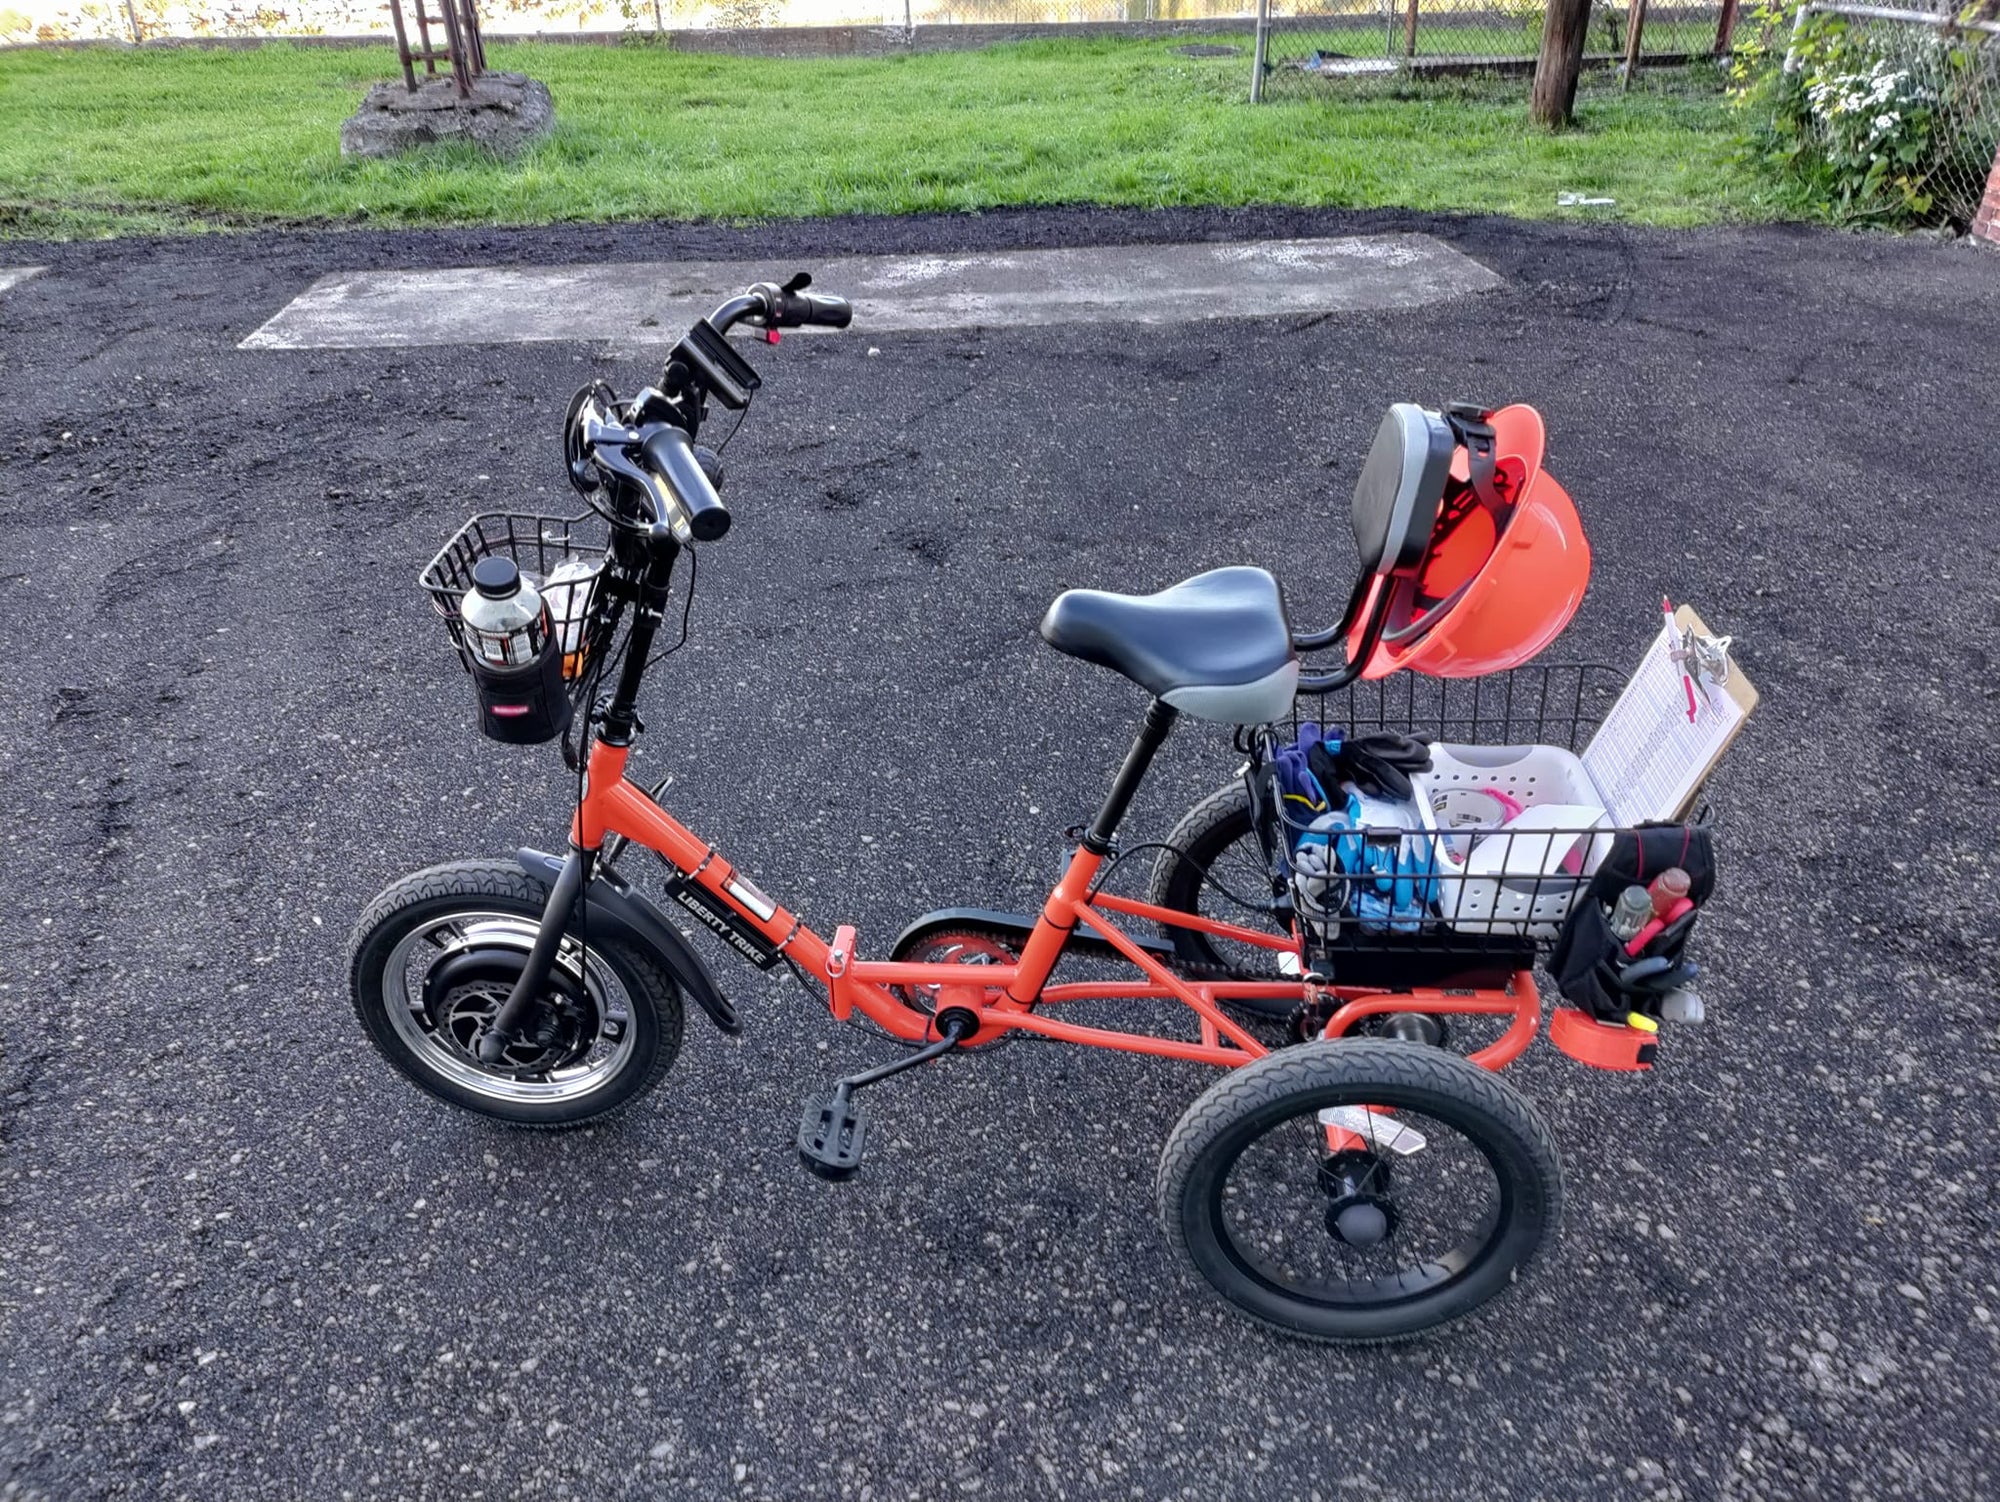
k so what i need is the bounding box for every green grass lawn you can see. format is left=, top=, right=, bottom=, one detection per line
left=0, top=37, right=1780, bottom=239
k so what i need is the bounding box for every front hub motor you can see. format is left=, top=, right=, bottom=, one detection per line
left=422, top=948, right=598, bottom=1075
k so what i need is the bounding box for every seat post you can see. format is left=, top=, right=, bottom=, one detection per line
left=1083, top=699, right=1179, bottom=854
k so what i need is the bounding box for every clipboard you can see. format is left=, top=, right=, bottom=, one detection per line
left=1581, top=605, right=1758, bottom=825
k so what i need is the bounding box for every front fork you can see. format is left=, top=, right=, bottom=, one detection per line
left=478, top=533, right=679, bottom=1062
left=478, top=846, right=595, bottom=1062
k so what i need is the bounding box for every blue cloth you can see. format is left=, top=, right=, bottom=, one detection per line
left=1273, top=722, right=1342, bottom=838
left=1278, top=725, right=1444, bottom=934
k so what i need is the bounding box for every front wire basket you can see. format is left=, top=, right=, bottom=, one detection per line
left=1277, top=664, right=1698, bottom=960
left=420, top=512, right=619, bottom=699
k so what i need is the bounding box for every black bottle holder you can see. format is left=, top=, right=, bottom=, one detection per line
left=420, top=512, right=615, bottom=749
left=469, top=641, right=574, bottom=746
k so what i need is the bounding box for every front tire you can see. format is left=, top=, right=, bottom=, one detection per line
left=1158, top=1040, right=1562, bottom=1343
left=348, top=859, right=684, bottom=1128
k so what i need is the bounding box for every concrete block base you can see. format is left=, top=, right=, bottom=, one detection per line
left=340, top=71, right=554, bottom=160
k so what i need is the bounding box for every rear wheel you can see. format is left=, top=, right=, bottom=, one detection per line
left=1149, top=780, right=1296, bottom=1000
left=348, top=859, right=683, bottom=1128
left=1158, top=1040, right=1562, bottom=1342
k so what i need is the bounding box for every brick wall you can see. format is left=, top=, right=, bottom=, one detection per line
left=1977, top=140, right=2000, bottom=247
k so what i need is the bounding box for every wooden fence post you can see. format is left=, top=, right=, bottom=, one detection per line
left=1531, top=0, right=1594, bottom=125
left=1622, top=0, right=1648, bottom=87
left=1404, top=0, right=1420, bottom=57
left=1713, top=0, right=1740, bottom=53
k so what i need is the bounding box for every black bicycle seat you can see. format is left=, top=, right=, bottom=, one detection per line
left=1039, top=567, right=1298, bottom=725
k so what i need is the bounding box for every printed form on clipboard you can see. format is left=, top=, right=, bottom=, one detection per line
left=1581, top=604, right=1758, bottom=825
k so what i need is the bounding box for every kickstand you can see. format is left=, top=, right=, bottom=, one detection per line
left=796, top=1014, right=973, bottom=1181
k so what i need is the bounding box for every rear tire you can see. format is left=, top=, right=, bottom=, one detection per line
left=348, top=859, right=684, bottom=1128
left=1158, top=1040, right=1562, bottom=1342
left=1149, top=779, right=1296, bottom=1006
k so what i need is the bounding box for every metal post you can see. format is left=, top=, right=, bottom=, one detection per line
left=462, top=0, right=486, bottom=75
left=1251, top=0, right=1270, bottom=100
left=1782, top=0, right=1812, bottom=72
left=412, top=0, right=438, bottom=76
left=435, top=0, right=470, bottom=98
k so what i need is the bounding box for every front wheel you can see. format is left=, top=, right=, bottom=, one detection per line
left=348, top=859, right=684, bottom=1128
left=1158, top=1040, right=1562, bottom=1343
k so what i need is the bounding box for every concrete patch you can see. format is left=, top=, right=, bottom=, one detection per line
left=239, top=236, right=1500, bottom=350
left=0, top=267, right=47, bottom=295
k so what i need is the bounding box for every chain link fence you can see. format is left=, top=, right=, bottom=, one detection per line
left=1772, top=1, right=2000, bottom=226
left=1250, top=0, right=1732, bottom=95
left=7, top=0, right=1274, bottom=44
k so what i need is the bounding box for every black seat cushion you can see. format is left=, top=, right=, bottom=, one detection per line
left=1039, top=567, right=1298, bottom=724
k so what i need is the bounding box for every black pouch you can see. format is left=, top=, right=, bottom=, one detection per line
left=469, top=645, right=573, bottom=746
left=1551, top=823, right=1714, bottom=1022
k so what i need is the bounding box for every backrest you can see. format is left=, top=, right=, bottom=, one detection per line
left=1349, top=403, right=1456, bottom=576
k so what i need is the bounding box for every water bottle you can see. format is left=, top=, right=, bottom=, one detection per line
left=1659, top=989, right=1705, bottom=1024
left=1608, top=884, right=1653, bottom=942
left=461, top=556, right=549, bottom=668
left=459, top=555, right=571, bottom=746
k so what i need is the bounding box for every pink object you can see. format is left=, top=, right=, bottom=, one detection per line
left=1624, top=896, right=1695, bottom=956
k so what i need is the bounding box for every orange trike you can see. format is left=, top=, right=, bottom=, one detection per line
left=350, top=279, right=1707, bottom=1342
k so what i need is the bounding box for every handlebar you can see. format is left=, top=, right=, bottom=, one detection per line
left=712, top=275, right=854, bottom=335
left=568, top=275, right=852, bottom=548
left=640, top=425, right=730, bottom=542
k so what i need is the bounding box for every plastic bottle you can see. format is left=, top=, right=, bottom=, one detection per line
left=1648, top=867, right=1692, bottom=919
left=461, top=556, right=548, bottom=668
left=1659, top=989, right=1705, bottom=1025
left=1608, top=884, right=1653, bottom=942
left=540, top=556, right=599, bottom=675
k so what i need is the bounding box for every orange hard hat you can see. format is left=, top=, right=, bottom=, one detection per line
left=1349, top=404, right=1590, bottom=680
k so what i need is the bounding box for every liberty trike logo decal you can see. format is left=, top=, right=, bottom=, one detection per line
left=661, top=874, right=783, bottom=970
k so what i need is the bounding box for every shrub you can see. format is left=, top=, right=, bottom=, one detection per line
left=1733, top=0, right=1998, bottom=227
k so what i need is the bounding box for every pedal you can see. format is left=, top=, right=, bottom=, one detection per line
left=794, top=1014, right=975, bottom=1181
left=797, top=1087, right=868, bottom=1181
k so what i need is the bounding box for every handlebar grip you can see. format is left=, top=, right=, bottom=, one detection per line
left=640, top=426, right=732, bottom=542
left=799, top=293, right=852, bottom=329
left=770, top=288, right=852, bottom=329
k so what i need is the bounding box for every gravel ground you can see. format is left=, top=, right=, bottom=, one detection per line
left=0, top=207, right=1995, bottom=1501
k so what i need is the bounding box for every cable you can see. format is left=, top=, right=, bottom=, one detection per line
left=710, top=390, right=755, bottom=455
left=1086, top=839, right=1280, bottom=916
left=645, top=546, right=698, bottom=670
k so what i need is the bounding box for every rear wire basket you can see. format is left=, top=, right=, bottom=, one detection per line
left=1276, top=664, right=1695, bottom=965
left=419, top=512, right=619, bottom=700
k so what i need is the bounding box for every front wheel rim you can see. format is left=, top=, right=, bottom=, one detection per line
left=378, top=911, right=638, bottom=1106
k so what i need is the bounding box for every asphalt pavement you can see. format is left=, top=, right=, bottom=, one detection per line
left=0, top=206, right=1996, bottom=1501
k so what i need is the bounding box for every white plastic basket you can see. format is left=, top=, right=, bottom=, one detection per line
left=1414, top=743, right=1615, bottom=938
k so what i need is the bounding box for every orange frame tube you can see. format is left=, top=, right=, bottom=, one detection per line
left=574, top=739, right=1541, bottom=1073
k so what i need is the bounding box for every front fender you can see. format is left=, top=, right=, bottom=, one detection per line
left=514, top=848, right=741, bottom=1036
